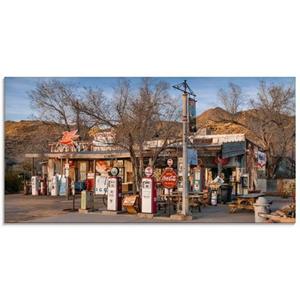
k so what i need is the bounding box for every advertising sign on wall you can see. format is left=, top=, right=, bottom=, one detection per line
left=257, top=151, right=267, bottom=167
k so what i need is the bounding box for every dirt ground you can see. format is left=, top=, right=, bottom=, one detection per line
left=4, top=193, right=106, bottom=223
left=4, top=193, right=293, bottom=223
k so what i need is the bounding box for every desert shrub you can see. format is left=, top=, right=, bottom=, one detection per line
left=5, top=171, right=23, bottom=194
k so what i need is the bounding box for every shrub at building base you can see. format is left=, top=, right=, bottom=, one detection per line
left=5, top=171, right=23, bottom=194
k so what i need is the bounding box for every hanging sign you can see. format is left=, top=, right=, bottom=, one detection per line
left=188, top=97, right=197, bottom=133
left=161, top=167, right=177, bottom=189
left=188, top=148, right=198, bottom=165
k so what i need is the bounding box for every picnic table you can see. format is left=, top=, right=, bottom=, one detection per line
left=228, top=193, right=265, bottom=213
left=158, top=192, right=204, bottom=215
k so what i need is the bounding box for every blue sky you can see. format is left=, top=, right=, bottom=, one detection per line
left=4, top=77, right=295, bottom=121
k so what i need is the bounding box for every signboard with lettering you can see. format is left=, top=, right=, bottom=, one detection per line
left=161, top=167, right=177, bottom=189
left=178, top=157, right=183, bottom=177
left=193, top=138, right=213, bottom=145
left=123, top=195, right=138, bottom=206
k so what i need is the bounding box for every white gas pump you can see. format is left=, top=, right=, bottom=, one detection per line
left=59, top=175, right=67, bottom=196
left=50, top=175, right=59, bottom=196
left=31, top=176, right=40, bottom=196
left=141, top=166, right=157, bottom=214
left=107, top=168, right=122, bottom=211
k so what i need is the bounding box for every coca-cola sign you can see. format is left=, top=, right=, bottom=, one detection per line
left=160, top=167, right=177, bottom=189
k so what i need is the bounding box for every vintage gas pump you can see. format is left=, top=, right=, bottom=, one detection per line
left=86, top=172, right=95, bottom=192
left=40, top=176, right=48, bottom=195
left=31, top=176, right=40, bottom=196
left=50, top=174, right=59, bottom=196
left=107, top=167, right=122, bottom=211
left=141, top=166, right=157, bottom=214
left=241, top=174, right=249, bottom=195
left=95, top=175, right=108, bottom=195
left=59, top=175, right=68, bottom=196
left=193, top=168, right=202, bottom=193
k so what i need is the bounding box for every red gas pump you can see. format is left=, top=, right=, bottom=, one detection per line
left=86, top=172, right=95, bottom=191
left=40, top=176, right=48, bottom=195
left=141, top=166, right=157, bottom=214
left=107, top=167, right=122, bottom=211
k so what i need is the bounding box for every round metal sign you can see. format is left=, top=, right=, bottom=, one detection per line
left=167, top=158, right=173, bottom=167
left=161, top=168, right=177, bottom=189
left=144, top=166, right=153, bottom=177
left=110, top=167, right=119, bottom=176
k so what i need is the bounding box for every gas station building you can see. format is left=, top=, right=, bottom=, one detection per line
left=25, top=128, right=266, bottom=197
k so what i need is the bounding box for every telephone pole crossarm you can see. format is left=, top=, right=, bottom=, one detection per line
left=172, top=80, right=196, bottom=98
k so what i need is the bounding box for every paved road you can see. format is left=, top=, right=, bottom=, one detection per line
left=5, top=193, right=291, bottom=223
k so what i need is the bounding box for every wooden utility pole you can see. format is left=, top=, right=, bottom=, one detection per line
left=173, top=80, right=197, bottom=216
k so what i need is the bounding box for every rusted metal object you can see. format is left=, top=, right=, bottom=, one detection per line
left=259, top=203, right=295, bottom=223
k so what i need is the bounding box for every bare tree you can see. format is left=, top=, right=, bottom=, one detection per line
left=217, top=81, right=295, bottom=178
left=248, top=81, right=295, bottom=178
left=29, top=80, right=94, bottom=139
left=218, top=83, right=244, bottom=120
left=29, top=80, right=74, bottom=130
left=80, top=78, right=181, bottom=192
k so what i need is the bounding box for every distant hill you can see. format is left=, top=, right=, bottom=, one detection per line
left=196, top=107, right=265, bottom=147
left=196, top=107, right=231, bottom=126
left=5, top=107, right=293, bottom=167
left=5, top=120, right=64, bottom=165
left=4, top=110, right=260, bottom=166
